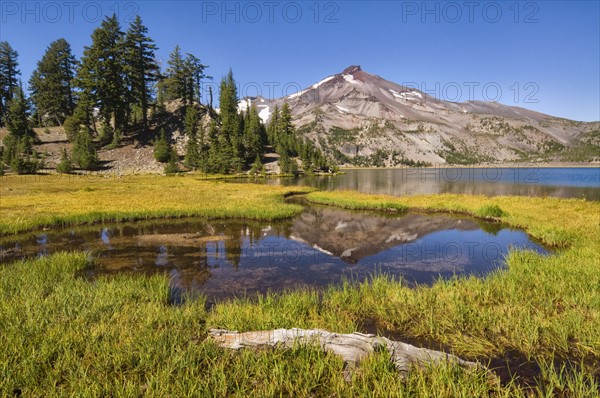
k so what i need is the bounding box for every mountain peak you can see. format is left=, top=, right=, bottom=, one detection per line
left=342, top=65, right=362, bottom=75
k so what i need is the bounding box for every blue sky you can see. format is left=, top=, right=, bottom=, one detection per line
left=2, top=0, right=599, bottom=121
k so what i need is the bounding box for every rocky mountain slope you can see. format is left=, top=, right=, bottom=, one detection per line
left=242, top=66, right=599, bottom=166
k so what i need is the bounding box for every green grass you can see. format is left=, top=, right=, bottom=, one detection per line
left=3, top=253, right=598, bottom=396
left=476, top=204, right=506, bottom=219
left=0, top=174, right=313, bottom=235
left=1, top=178, right=600, bottom=395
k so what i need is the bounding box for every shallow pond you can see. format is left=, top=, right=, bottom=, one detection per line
left=0, top=202, right=549, bottom=301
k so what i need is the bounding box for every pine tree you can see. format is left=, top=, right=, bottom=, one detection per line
left=163, top=47, right=208, bottom=106
left=218, top=69, right=243, bottom=172
left=164, top=148, right=179, bottom=174
left=123, top=15, right=159, bottom=132
left=72, top=126, right=97, bottom=170
left=0, top=41, right=20, bottom=127
left=243, top=105, right=266, bottom=163
left=56, top=148, right=73, bottom=174
left=2, top=85, right=40, bottom=173
left=267, top=105, right=280, bottom=143
left=183, top=106, right=200, bottom=168
left=153, top=128, right=171, bottom=163
left=28, top=39, right=76, bottom=126
left=6, top=85, right=35, bottom=141
left=183, top=53, right=207, bottom=104
left=165, top=46, right=186, bottom=102
left=249, top=155, right=263, bottom=176
left=77, top=14, right=126, bottom=143
left=183, top=105, right=198, bottom=137
left=184, top=134, right=200, bottom=169
left=63, top=92, right=94, bottom=142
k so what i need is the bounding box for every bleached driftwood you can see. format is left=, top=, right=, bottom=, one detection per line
left=208, top=328, right=483, bottom=378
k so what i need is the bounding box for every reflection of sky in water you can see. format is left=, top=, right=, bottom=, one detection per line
left=0, top=207, right=550, bottom=300
left=155, top=245, right=169, bottom=266
left=100, top=228, right=110, bottom=245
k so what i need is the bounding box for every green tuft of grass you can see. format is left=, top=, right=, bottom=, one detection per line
left=476, top=204, right=506, bottom=219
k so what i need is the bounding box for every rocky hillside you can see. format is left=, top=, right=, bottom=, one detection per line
left=242, top=66, right=600, bottom=166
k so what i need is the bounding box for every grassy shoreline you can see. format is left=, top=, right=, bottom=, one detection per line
left=1, top=177, right=599, bottom=395
left=0, top=174, right=313, bottom=235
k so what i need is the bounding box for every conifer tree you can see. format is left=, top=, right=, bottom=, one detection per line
left=29, top=39, right=76, bottom=126
left=183, top=54, right=208, bottom=104
left=243, top=105, right=265, bottom=163
left=72, top=126, right=97, bottom=170
left=63, top=92, right=94, bottom=142
left=164, top=149, right=179, bottom=174
left=0, top=41, right=20, bottom=127
left=77, top=14, right=127, bottom=143
left=2, top=86, right=39, bottom=174
left=56, top=148, right=73, bottom=174
left=165, top=46, right=186, bottom=102
left=123, top=16, right=159, bottom=131
left=183, top=106, right=200, bottom=169
left=219, top=69, right=243, bottom=172
left=5, top=85, right=35, bottom=141
left=153, top=128, right=171, bottom=163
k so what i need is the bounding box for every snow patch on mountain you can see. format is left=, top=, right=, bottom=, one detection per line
left=238, top=98, right=252, bottom=112
left=257, top=105, right=271, bottom=123
left=288, top=75, right=335, bottom=99
left=389, top=89, right=422, bottom=101
left=343, top=74, right=360, bottom=84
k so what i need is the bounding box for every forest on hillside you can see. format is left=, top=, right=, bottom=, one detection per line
left=0, top=14, right=336, bottom=175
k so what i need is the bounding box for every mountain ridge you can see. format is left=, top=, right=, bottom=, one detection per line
left=241, top=66, right=599, bottom=166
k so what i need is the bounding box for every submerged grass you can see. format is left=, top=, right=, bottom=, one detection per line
left=0, top=174, right=312, bottom=235
left=1, top=178, right=600, bottom=395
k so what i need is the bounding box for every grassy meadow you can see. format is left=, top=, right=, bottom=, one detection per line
left=1, top=175, right=599, bottom=396
left=0, top=174, right=312, bottom=235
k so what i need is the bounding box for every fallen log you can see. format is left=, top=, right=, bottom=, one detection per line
left=208, top=328, right=485, bottom=378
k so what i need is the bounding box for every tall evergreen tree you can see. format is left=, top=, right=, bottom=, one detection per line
left=123, top=15, right=159, bottom=131
left=2, top=85, right=39, bottom=174
left=219, top=69, right=243, bottom=171
left=163, top=46, right=207, bottom=105
left=165, top=46, right=186, bottom=102
left=63, top=91, right=94, bottom=141
left=243, top=105, right=265, bottom=163
left=183, top=53, right=207, bottom=104
left=183, top=106, right=200, bottom=169
left=5, top=85, right=35, bottom=141
left=28, top=39, right=77, bottom=126
left=77, top=14, right=127, bottom=142
left=0, top=41, right=20, bottom=127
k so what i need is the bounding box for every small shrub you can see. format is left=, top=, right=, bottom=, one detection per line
left=56, top=149, right=73, bottom=174
left=154, top=129, right=171, bottom=163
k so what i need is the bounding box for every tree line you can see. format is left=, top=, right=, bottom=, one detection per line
left=0, top=14, right=335, bottom=175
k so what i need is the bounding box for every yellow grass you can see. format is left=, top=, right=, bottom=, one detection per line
left=0, top=174, right=313, bottom=235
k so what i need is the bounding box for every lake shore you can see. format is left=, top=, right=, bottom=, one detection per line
left=1, top=175, right=599, bottom=395
left=342, top=161, right=600, bottom=170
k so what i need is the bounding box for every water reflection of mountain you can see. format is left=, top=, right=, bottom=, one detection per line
left=242, top=168, right=600, bottom=200
left=0, top=205, right=547, bottom=299
left=290, top=206, right=480, bottom=264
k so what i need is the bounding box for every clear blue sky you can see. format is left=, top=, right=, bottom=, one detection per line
left=2, top=0, right=599, bottom=121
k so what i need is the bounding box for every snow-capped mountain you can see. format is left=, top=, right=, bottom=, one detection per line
left=240, top=66, right=599, bottom=165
